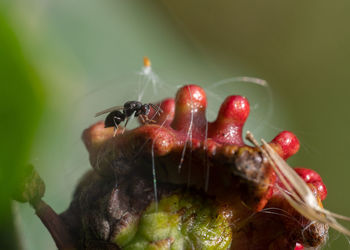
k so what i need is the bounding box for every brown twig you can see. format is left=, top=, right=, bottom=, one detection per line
left=31, top=199, right=76, bottom=250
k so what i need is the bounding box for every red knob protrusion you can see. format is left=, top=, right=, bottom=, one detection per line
left=132, top=125, right=175, bottom=156
left=209, top=95, right=250, bottom=145
left=313, top=181, right=327, bottom=201
left=82, top=121, right=114, bottom=152
left=271, top=131, right=300, bottom=159
left=158, top=98, right=175, bottom=125
left=144, top=98, right=175, bottom=126
left=294, top=243, right=304, bottom=250
left=294, top=168, right=327, bottom=200
left=171, top=85, right=207, bottom=139
left=294, top=168, right=322, bottom=183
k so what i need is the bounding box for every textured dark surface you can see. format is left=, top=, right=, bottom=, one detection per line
left=60, top=170, right=182, bottom=249
left=54, top=84, right=329, bottom=249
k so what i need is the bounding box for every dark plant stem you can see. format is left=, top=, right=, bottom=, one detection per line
left=31, top=199, right=76, bottom=250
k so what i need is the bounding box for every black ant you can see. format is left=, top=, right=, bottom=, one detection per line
left=95, top=101, right=163, bottom=134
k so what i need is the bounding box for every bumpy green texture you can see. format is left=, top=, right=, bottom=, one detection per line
left=113, top=193, right=232, bottom=250
left=12, top=164, right=45, bottom=204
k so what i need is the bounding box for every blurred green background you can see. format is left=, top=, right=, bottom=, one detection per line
left=1, top=0, right=350, bottom=249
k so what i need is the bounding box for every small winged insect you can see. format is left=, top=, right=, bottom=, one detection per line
left=95, top=101, right=163, bottom=134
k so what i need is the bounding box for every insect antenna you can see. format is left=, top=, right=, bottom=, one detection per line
left=149, top=103, right=163, bottom=116
left=113, top=117, right=119, bottom=137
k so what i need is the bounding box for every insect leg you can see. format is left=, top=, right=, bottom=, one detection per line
left=120, top=117, right=130, bottom=134
left=124, top=117, right=130, bottom=127
left=113, top=117, right=120, bottom=137
left=139, top=115, right=146, bottom=124
left=143, top=115, right=156, bottom=124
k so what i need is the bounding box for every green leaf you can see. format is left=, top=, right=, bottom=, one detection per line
left=0, top=6, right=44, bottom=249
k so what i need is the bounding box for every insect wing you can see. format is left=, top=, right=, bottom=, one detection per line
left=246, top=131, right=350, bottom=236
left=95, top=105, right=124, bottom=117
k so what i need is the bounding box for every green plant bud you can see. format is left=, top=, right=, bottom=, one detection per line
left=12, top=164, right=45, bottom=204
left=114, top=193, right=232, bottom=250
